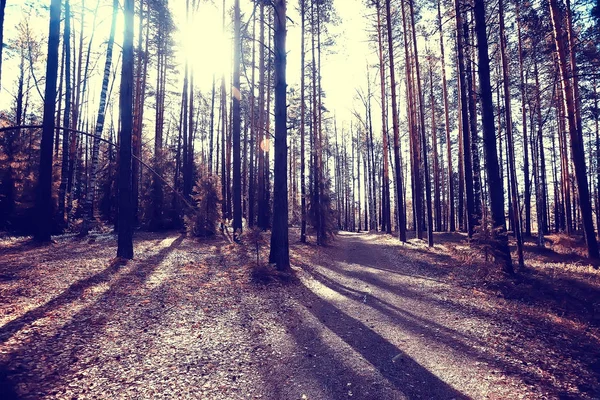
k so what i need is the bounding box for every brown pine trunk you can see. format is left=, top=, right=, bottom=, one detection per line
left=499, top=0, right=524, bottom=268
left=474, top=0, right=513, bottom=273
left=232, top=0, right=242, bottom=236
left=35, top=0, right=62, bottom=242
left=408, top=0, right=433, bottom=246
left=376, top=2, right=391, bottom=235
left=117, top=0, right=134, bottom=259
left=300, top=0, right=307, bottom=242
left=429, top=58, right=441, bottom=232
left=437, top=0, right=455, bottom=232
left=385, top=0, right=406, bottom=241
left=549, top=0, right=599, bottom=259
left=516, top=3, right=531, bottom=237
left=454, top=0, right=475, bottom=237
left=268, top=0, right=289, bottom=269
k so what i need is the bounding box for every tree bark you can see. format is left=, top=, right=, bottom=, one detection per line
left=549, top=0, right=599, bottom=259
left=474, top=0, right=513, bottom=272
left=499, top=0, right=524, bottom=268
left=385, top=0, right=406, bottom=241
left=268, top=0, right=289, bottom=270
left=82, top=0, right=118, bottom=235
left=232, top=0, right=242, bottom=237
left=117, top=0, right=134, bottom=259
left=454, top=0, right=475, bottom=238
left=34, top=0, right=61, bottom=242
left=0, top=0, right=7, bottom=92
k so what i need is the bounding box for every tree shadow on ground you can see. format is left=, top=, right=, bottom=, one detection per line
left=256, top=275, right=469, bottom=400
left=0, top=235, right=186, bottom=398
left=0, top=367, right=19, bottom=400
left=291, top=232, right=600, bottom=398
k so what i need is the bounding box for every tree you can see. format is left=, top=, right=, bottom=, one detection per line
left=499, top=0, right=524, bottom=268
left=34, top=0, right=61, bottom=242
left=437, top=0, right=455, bottom=232
left=385, top=0, right=406, bottom=242
left=82, top=0, right=119, bottom=236
left=57, top=0, right=71, bottom=228
left=454, top=0, right=475, bottom=238
left=376, top=0, right=391, bottom=235
left=473, top=0, right=513, bottom=273
left=232, top=0, right=242, bottom=239
left=0, top=0, right=7, bottom=92
left=300, top=0, right=307, bottom=243
left=549, top=0, right=599, bottom=259
left=117, top=0, right=135, bottom=259
left=268, top=0, right=290, bottom=270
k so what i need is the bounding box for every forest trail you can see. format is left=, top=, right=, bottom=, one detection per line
left=0, top=231, right=599, bottom=399
left=286, top=231, right=600, bottom=399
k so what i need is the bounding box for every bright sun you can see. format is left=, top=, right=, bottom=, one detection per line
left=178, top=3, right=232, bottom=88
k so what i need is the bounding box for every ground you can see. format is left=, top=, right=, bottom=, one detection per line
left=0, top=229, right=599, bottom=399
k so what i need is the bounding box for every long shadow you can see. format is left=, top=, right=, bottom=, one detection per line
left=0, top=260, right=123, bottom=343
left=282, top=282, right=469, bottom=399
left=0, top=235, right=185, bottom=398
left=315, top=236, right=458, bottom=281
left=0, top=367, right=19, bottom=400
left=489, top=266, right=600, bottom=328
left=301, top=265, right=588, bottom=396
left=0, top=235, right=186, bottom=344
left=300, top=235, right=600, bottom=397
left=304, top=266, right=485, bottom=346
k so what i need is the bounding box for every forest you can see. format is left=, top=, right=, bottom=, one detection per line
left=1, top=0, right=600, bottom=398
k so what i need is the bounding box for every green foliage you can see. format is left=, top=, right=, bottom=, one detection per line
left=187, top=172, right=222, bottom=238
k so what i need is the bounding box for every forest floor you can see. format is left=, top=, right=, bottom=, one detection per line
left=0, top=228, right=599, bottom=399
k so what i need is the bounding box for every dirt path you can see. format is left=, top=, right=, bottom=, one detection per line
left=282, top=231, right=600, bottom=399
left=0, top=230, right=599, bottom=399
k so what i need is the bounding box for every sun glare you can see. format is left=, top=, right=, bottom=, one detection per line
left=179, top=4, right=232, bottom=88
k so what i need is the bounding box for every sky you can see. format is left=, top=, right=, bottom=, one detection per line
left=0, top=0, right=378, bottom=132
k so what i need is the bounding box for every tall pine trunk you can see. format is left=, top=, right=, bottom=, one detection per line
left=232, top=0, right=242, bottom=237
left=35, top=0, right=62, bottom=242
left=474, top=0, right=513, bottom=273
left=454, top=0, right=475, bottom=237
left=269, top=0, right=289, bottom=270
left=57, top=0, right=72, bottom=228
left=81, top=0, right=118, bottom=235
left=385, top=0, right=406, bottom=241
left=549, top=0, right=599, bottom=259
left=499, top=0, right=524, bottom=268
left=117, top=0, right=134, bottom=259
left=300, top=0, right=307, bottom=242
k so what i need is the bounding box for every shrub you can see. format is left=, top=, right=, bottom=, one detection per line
left=187, top=172, right=221, bottom=237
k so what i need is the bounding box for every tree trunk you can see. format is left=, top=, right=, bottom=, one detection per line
left=0, top=0, right=7, bottom=92
left=269, top=0, right=289, bottom=270
left=384, top=0, right=406, bottom=241
left=549, top=0, right=599, bottom=259
left=81, top=0, right=118, bottom=235
left=57, top=0, right=71, bottom=228
left=474, top=0, right=513, bottom=273
left=117, top=0, right=134, bottom=259
left=300, top=0, right=307, bottom=242
left=429, top=58, right=441, bottom=232
left=516, top=3, right=531, bottom=237
left=454, top=0, right=475, bottom=238
left=376, top=2, right=391, bottom=235
left=232, top=0, right=242, bottom=237
left=34, top=0, right=61, bottom=242
left=499, top=0, right=524, bottom=268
